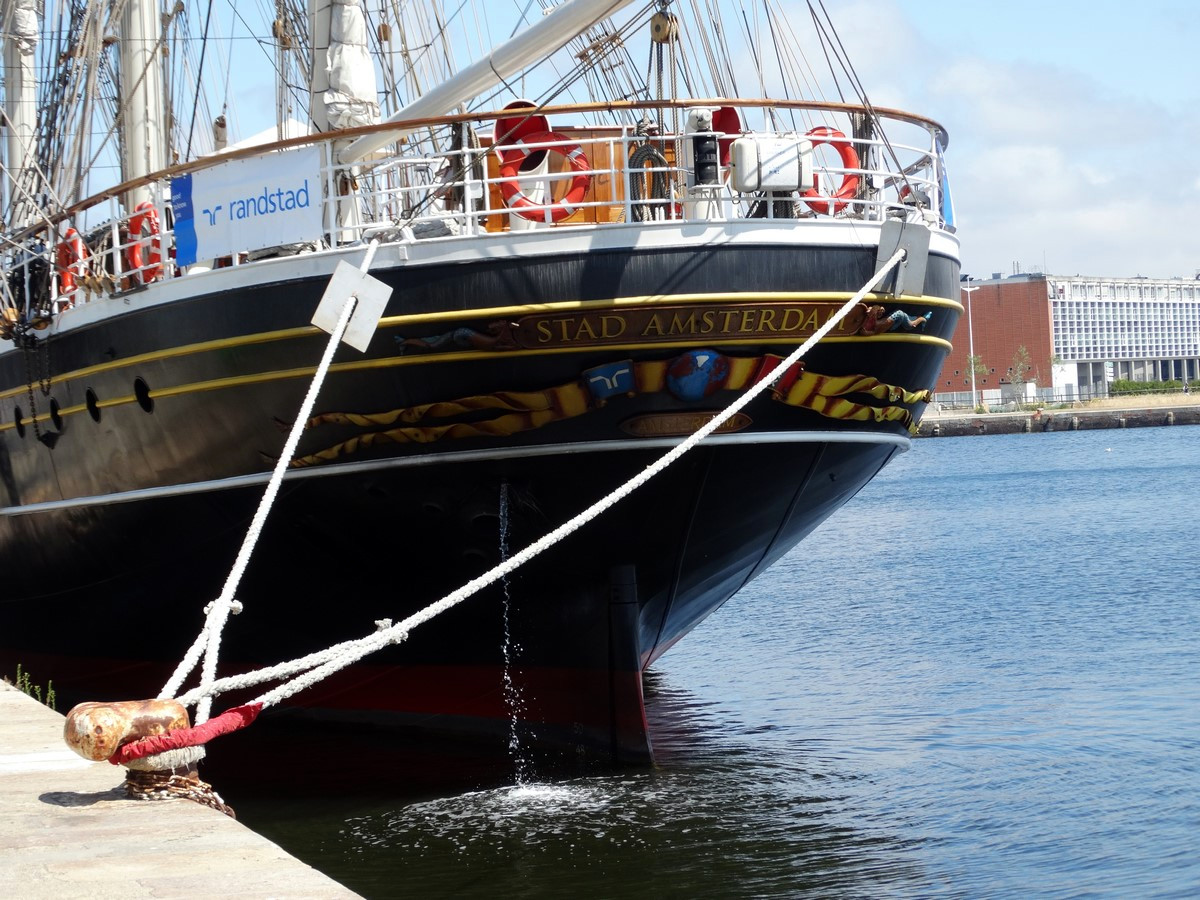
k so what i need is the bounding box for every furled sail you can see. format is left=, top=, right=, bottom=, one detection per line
left=1, top=0, right=39, bottom=229
left=324, top=0, right=380, bottom=131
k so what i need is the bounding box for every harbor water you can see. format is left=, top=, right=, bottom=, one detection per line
left=224, top=425, right=1200, bottom=898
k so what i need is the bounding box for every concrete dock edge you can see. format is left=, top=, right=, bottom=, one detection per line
left=917, top=403, right=1200, bottom=438
left=0, top=682, right=361, bottom=899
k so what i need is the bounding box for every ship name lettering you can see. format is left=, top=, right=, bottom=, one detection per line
left=525, top=304, right=834, bottom=345
left=535, top=314, right=627, bottom=343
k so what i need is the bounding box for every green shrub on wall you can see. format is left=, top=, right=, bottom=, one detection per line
left=1109, top=379, right=1188, bottom=395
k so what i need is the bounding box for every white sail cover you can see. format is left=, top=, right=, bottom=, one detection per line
left=324, top=0, right=380, bottom=130
left=2, top=0, right=39, bottom=227
left=2, top=0, right=38, bottom=50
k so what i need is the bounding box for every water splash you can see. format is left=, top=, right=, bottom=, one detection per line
left=498, top=481, right=531, bottom=785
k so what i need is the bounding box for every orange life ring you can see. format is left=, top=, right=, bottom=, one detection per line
left=126, top=201, right=163, bottom=283
left=56, top=228, right=89, bottom=302
left=498, top=131, right=592, bottom=224
left=801, top=126, right=860, bottom=215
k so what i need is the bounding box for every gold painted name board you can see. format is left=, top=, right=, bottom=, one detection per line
left=516, top=302, right=865, bottom=348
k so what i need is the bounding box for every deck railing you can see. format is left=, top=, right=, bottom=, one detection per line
left=1, top=99, right=953, bottom=328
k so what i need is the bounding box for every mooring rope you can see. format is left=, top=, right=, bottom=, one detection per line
left=161, top=241, right=380, bottom=721
left=169, top=247, right=908, bottom=714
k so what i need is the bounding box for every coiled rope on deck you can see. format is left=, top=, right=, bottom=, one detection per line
left=156, top=247, right=908, bottom=724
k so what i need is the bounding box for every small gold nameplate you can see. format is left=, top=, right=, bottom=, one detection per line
left=620, top=411, right=752, bottom=438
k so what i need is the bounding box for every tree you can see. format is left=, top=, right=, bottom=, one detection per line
left=1008, top=345, right=1034, bottom=403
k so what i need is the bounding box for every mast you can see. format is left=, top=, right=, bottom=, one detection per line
left=339, top=0, right=639, bottom=163
left=119, top=0, right=168, bottom=209
left=1, top=0, right=39, bottom=229
left=308, top=0, right=333, bottom=133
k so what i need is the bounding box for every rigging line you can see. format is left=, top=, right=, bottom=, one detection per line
left=570, top=3, right=649, bottom=108
left=0, top=167, right=67, bottom=251
left=185, top=0, right=218, bottom=161
left=25, top=1, right=74, bottom=208
left=807, top=2, right=844, bottom=104
left=468, top=0, right=656, bottom=125
left=0, top=117, right=74, bottom=236
left=222, top=1, right=236, bottom=114
left=682, top=0, right=719, bottom=98
left=384, top=0, right=471, bottom=109
left=812, top=0, right=912, bottom=192
left=509, top=0, right=538, bottom=38
left=73, top=10, right=176, bottom=208
left=222, top=3, right=301, bottom=107
left=763, top=1, right=796, bottom=131
left=436, top=0, right=467, bottom=116
left=768, top=1, right=824, bottom=109
left=738, top=7, right=771, bottom=129
left=707, top=0, right=740, bottom=97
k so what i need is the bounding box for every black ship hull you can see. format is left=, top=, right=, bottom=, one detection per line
left=0, top=233, right=960, bottom=762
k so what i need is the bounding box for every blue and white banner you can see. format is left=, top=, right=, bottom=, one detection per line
left=171, top=145, right=322, bottom=266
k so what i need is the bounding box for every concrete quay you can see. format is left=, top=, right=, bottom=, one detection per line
left=918, top=400, right=1200, bottom=438
left=0, top=682, right=360, bottom=899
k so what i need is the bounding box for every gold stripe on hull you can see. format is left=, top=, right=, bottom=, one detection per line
left=1, top=289, right=957, bottom=430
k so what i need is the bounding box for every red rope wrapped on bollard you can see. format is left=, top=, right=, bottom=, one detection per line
left=108, top=702, right=263, bottom=765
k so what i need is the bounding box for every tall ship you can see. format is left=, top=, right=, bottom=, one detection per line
left=1, top=0, right=960, bottom=764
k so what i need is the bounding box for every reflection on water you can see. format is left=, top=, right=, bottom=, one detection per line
left=221, top=427, right=1200, bottom=899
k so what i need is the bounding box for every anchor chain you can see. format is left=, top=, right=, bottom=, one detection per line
left=15, top=329, right=44, bottom=441
left=124, top=769, right=237, bottom=819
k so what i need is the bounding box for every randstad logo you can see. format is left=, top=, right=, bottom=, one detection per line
left=202, top=180, right=311, bottom=226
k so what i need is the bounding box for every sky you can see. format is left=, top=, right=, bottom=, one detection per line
left=832, top=0, right=1200, bottom=280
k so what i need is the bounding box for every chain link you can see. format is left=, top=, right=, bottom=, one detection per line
left=124, top=769, right=237, bottom=819
left=16, top=332, right=42, bottom=442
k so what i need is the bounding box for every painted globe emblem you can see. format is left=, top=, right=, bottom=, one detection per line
left=666, top=349, right=730, bottom=401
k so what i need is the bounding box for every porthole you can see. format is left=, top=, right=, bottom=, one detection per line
left=133, top=377, right=154, bottom=413
left=86, top=388, right=101, bottom=423
left=49, top=398, right=63, bottom=432
left=13, top=406, right=25, bottom=438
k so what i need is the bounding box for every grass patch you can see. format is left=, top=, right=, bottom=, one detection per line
left=4, top=663, right=56, bottom=711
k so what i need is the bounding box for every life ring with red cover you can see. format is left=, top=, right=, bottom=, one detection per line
left=801, top=126, right=860, bottom=215
left=498, top=131, right=592, bottom=224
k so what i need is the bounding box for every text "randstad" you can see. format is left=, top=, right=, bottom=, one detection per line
left=225, top=180, right=312, bottom=220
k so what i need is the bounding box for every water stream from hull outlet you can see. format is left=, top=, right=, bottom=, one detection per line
left=498, top=481, right=531, bottom=785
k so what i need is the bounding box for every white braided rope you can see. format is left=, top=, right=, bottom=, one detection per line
left=172, top=249, right=907, bottom=711
left=162, top=241, right=379, bottom=720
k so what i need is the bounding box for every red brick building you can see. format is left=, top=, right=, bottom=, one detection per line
left=938, top=276, right=1054, bottom=404
left=936, top=273, right=1200, bottom=405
